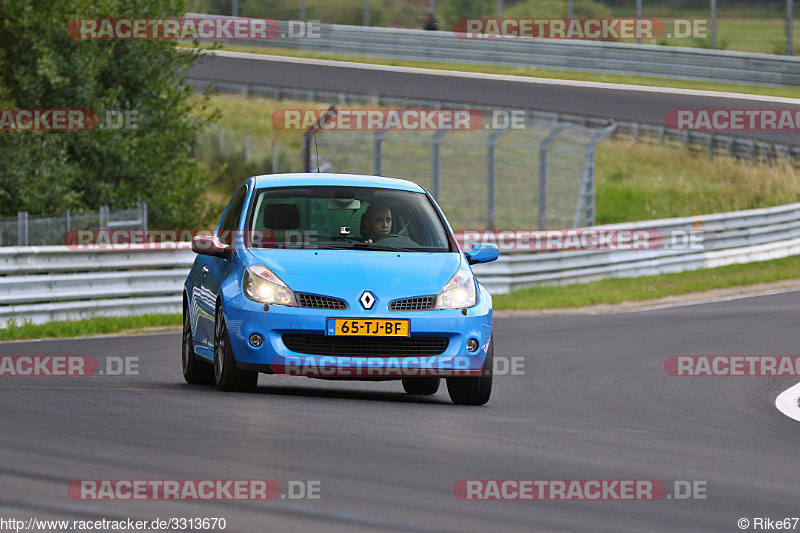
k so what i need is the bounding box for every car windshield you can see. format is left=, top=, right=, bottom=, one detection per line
left=246, top=185, right=451, bottom=252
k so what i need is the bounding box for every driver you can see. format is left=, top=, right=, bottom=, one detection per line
left=361, top=203, right=392, bottom=243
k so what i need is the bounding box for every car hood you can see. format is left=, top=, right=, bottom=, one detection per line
left=244, top=248, right=464, bottom=302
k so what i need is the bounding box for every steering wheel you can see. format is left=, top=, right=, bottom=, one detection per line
left=372, top=233, right=419, bottom=247
left=374, top=233, right=405, bottom=241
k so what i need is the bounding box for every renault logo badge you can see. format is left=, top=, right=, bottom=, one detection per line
left=359, top=291, right=376, bottom=310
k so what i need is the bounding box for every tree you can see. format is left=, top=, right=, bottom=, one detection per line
left=0, top=0, right=213, bottom=227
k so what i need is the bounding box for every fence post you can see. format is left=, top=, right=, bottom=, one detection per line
left=788, top=0, right=794, bottom=56
left=17, top=211, right=28, bottom=246
left=374, top=130, right=384, bottom=176
left=244, top=133, right=251, bottom=164
left=636, top=0, right=642, bottom=44
left=65, top=210, right=71, bottom=234
left=302, top=131, right=312, bottom=172
left=272, top=141, right=279, bottom=174
left=137, top=203, right=148, bottom=233
left=487, top=127, right=509, bottom=231
left=710, top=0, right=717, bottom=49
left=574, top=122, right=617, bottom=228
left=99, top=206, right=109, bottom=230
left=431, top=130, right=447, bottom=201
left=539, top=125, right=568, bottom=230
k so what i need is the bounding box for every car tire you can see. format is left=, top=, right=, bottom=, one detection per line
left=446, top=337, right=493, bottom=406
left=402, top=377, right=440, bottom=395
left=182, top=300, right=214, bottom=385
left=214, top=305, right=258, bottom=392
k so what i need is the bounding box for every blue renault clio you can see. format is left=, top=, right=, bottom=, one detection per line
left=182, top=173, right=499, bottom=405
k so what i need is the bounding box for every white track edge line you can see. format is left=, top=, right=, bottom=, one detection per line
left=776, top=381, right=800, bottom=422
left=206, top=49, right=800, bottom=105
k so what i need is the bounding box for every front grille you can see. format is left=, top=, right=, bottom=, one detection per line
left=282, top=334, right=449, bottom=357
left=296, top=293, right=347, bottom=310
left=389, top=296, right=436, bottom=311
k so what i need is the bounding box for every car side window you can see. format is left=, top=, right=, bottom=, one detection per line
left=218, top=185, right=248, bottom=246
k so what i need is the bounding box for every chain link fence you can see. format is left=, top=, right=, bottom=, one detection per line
left=303, top=116, right=615, bottom=230
left=0, top=204, right=147, bottom=247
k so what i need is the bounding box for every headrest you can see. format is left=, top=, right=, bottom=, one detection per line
left=262, top=203, right=299, bottom=230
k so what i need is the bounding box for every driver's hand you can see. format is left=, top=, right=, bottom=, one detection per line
left=365, top=239, right=373, bottom=243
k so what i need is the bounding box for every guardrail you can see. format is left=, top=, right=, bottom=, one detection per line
left=217, top=18, right=800, bottom=88
left=3, top=201, right=800, bottom=326
left=186, top=78, right=800, bottom=165
left=0, top=245, right=194, bottom=325
left=473, top=202, right=800, bottom=294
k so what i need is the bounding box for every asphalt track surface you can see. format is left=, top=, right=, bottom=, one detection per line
left=188, top=52, right=800, bottom=146
left=2, top=292, right=800, bottom=532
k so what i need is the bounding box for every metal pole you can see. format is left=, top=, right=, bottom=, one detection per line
left=300, top=0, right=306, bottom=22
left=431, top=130, right=447, bottom=201
left=218, top=125, right=224, bottom=155
left=486, top=128, right=509, bottom=231
left=710, top=0, right=716, bottom=49
left=17, top=211, right=27, bottom=246
left=636, top=0, right=642, bottom=44
left=302, top=131, right=312, bottom=172
left=497, top=0, right=503, bottom=18
left=243, top=133, right=251, bottom=164
left=788, top=0, right=794, bottom=56
left=567, top=0, right=573, bottom=19
left=428, top=0, right=435, bottom=14
left=232, top=0, right=238, bottom=17
left=539, top=125, right=568, bottom=230
left=272, top=141, right=279, bottom=173
left=573, top=122, right=617, bottom=228
left=364, top=0, right=369, bottom=26
left=65, top=210, right=71, bottom=234
left=374, top=131, right=384, bottom=176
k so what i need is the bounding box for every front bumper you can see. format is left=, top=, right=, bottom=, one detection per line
left=222, top=291, right=493, bottom=378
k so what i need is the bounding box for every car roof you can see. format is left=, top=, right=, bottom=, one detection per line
left=251, top=173, right=426, bottom=193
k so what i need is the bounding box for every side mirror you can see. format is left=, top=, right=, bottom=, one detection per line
left=192, top=235, right=231, bottom=261
left=465, top=243, right=499, bottom=265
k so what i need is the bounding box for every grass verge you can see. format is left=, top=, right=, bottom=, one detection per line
left=493, top=254, right=800, bottom=310
left=199, top=43, right=800, bottom=100
left=0, top=313, right=181, bottom=342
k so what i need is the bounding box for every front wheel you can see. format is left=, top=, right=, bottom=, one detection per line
left=182, top=302, right=214, bottom=385
left=402, top=377, right=440, bottom=395
left=214, top=306, right=258, bottom=392
left=446, top=337, right=493, bottom=405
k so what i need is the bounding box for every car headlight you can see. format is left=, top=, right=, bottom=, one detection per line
left=243, top=265, right=297, bottom=306
left=435, top=269, right=477, bottom=309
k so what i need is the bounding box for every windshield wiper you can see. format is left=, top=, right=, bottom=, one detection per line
left=315, top=242, right=425, bottom=252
